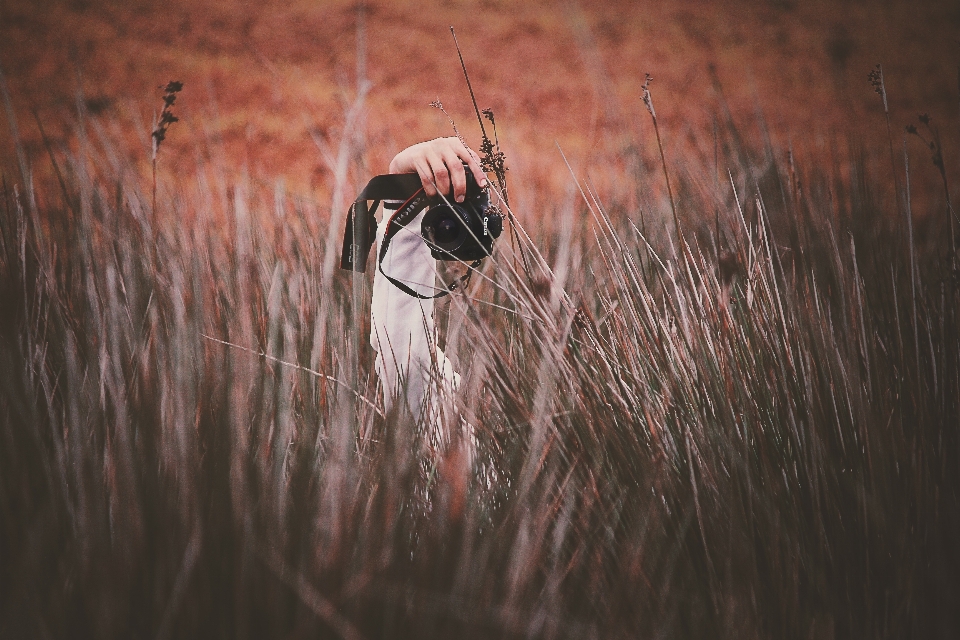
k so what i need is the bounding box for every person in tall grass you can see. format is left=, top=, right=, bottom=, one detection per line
left=371, top=137, right=487, bottom=425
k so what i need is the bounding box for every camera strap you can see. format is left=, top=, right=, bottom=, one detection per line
left=340, top=173, right=479, bottom=300
left=341, top=173, right=423, bottom=272
left=379, top=189, right=480, bottom=300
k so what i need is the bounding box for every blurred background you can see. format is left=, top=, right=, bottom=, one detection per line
left=1, top=0, right=958, bottom=208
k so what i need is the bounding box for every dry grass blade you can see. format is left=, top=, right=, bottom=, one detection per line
left=1, top=60, right=958, bottom=639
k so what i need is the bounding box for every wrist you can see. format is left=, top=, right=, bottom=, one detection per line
left=389, top=146, right=416, bottom=174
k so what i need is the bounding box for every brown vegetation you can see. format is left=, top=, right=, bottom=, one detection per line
left=1, top=1, right=959, bottom=637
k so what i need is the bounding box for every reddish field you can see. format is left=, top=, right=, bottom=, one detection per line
left=1, top=0, right=958, bottom=207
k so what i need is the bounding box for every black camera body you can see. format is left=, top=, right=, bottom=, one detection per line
left=421, top=169, right=502, bottom=262
left=341, top=166, right=503, bottom=298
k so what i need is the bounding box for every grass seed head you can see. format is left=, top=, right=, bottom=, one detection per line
left=152, top=80, right=183, bottom=156
left=867, top=64, right=883, bottom=94
left=430, top=98, right=466, bottom=146
left=642, top=73, right=656, bottom=118
left=867, top=63, right=888, bottom=112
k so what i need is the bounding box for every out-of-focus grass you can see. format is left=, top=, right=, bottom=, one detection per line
left=1, top=85, right=958, bottom=639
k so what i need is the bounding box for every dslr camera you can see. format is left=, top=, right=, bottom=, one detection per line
left=421, top=167, right=502, bottom=261
left=340, top=165, right=503, bottom=298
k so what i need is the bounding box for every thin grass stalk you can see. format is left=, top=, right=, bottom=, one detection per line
left=642, top=74, right=680, bottom=247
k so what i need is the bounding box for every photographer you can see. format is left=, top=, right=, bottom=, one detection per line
left=370, top=137, right=488, bottom=421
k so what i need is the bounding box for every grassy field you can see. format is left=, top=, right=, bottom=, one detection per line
left=2, top=61, right=959, bottom=637
left=2, top=1, right=960, bottom=637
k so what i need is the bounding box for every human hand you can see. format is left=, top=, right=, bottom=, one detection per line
left=389, top=137, right=487, bottom=203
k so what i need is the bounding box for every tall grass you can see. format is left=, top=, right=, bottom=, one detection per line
left=1, top=92, right=958, bottom=638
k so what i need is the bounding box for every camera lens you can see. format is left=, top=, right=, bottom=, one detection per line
left=435, top=217, right=460, bottom=245
left=423, top=204, right=466, bottom=252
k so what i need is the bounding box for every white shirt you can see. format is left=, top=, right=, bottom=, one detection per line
left=370, top=207, right=459, bottom=419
